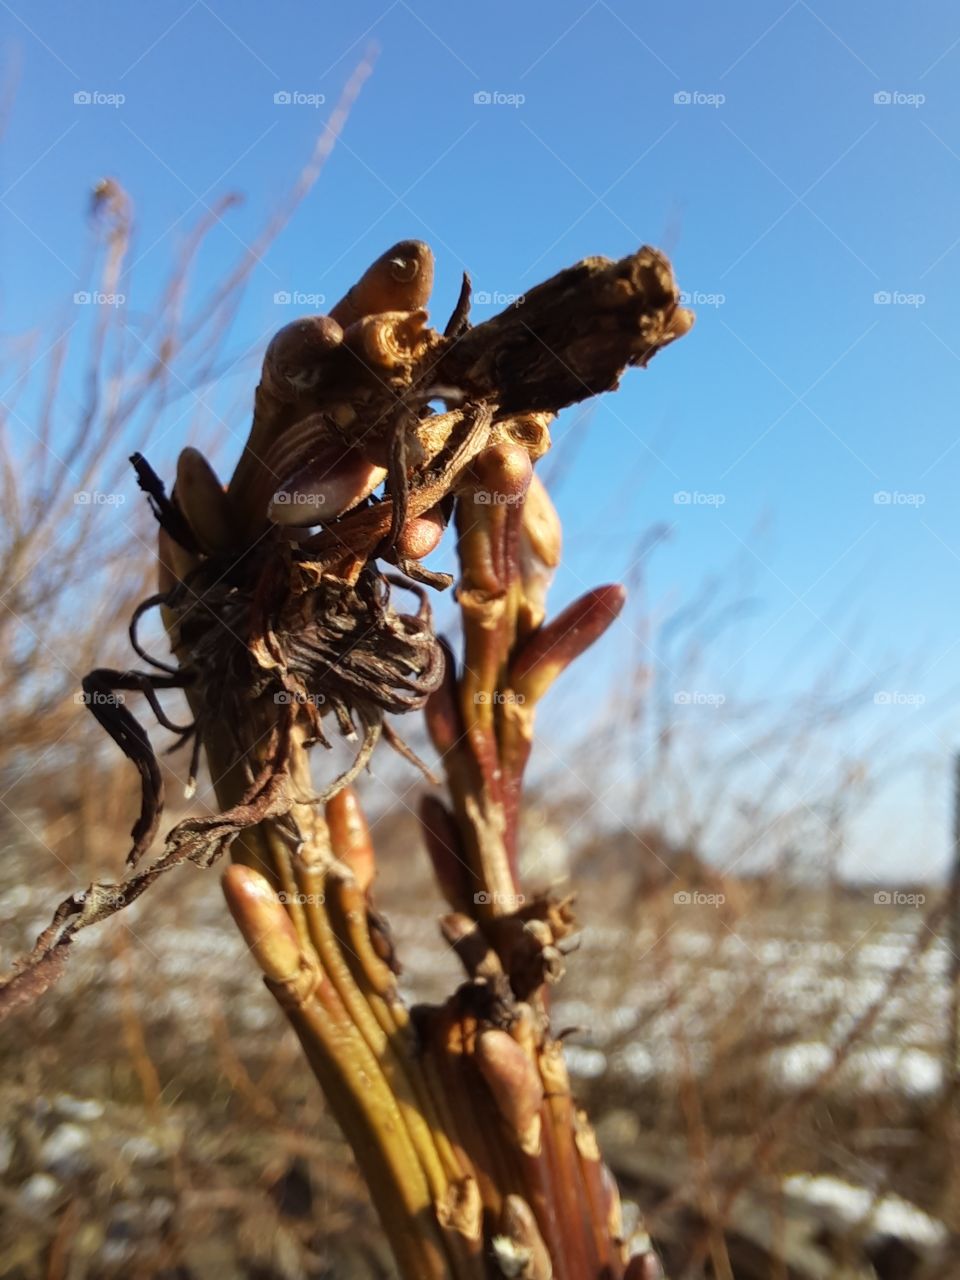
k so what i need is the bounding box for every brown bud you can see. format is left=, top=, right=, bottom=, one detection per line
left=424, top=638, right=463, bottom=756
left=330, top=239, right=435, bottom=327
left=521, top=473, right=561, bottom=569
left=439, top=913, right=503, bottom=980
left=497, top=1195, right=553, bottom=1279
left=467, top=440, right=533, bottom=502
left=420, top=795, right=471, bottom=911
left=475, top=1028, right=544, bottom=1154
left=511, top=584, right=626, bottom=705
left=157, top=525, right=198, bottom=590
left=175, top=447, right=236, bottom=554
left=325, top=787, right=375, bottom=893
left=260, top=315, right=344, bottom=402
left=268, top=449, right=387, bottom=525
left=221, top=865, right=307, bottom=984
left=391, top=504, right=446, bottom=561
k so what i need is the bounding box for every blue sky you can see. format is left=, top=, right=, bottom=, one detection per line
left=3, top=1, right=960, bottom=878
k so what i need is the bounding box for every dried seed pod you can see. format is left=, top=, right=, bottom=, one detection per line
left=497, top=411, right=554, bottom=462
left=325, top=787, right=375, bottom=893
left=498, top=1195, right=553, bottom=1279
left=341, top=308, right=430, bottom=376
left=175, top=447, right=237, bottom=554
left=330, top=239, right=435, bottom=328
left=475, top=1028, right=543, bottom=1155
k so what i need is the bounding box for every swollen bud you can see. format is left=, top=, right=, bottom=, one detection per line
left=475, top=1028, right=544, bottom=1155
left=495, top=1195, right=553, bottom=1279
left=330, top=240, right=435, bottom=327
left=175, top=447, right=236, bottom=554
left=325, top=787, right=375, bottom=893
left=511, top=585, right=626, bottom=705
left=268, top=449, right=387, bottom=526
left=221, top=864, right=306, bottom=983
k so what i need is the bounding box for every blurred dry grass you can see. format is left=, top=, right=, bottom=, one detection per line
left=2, top=786, right=957, bottom=1278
